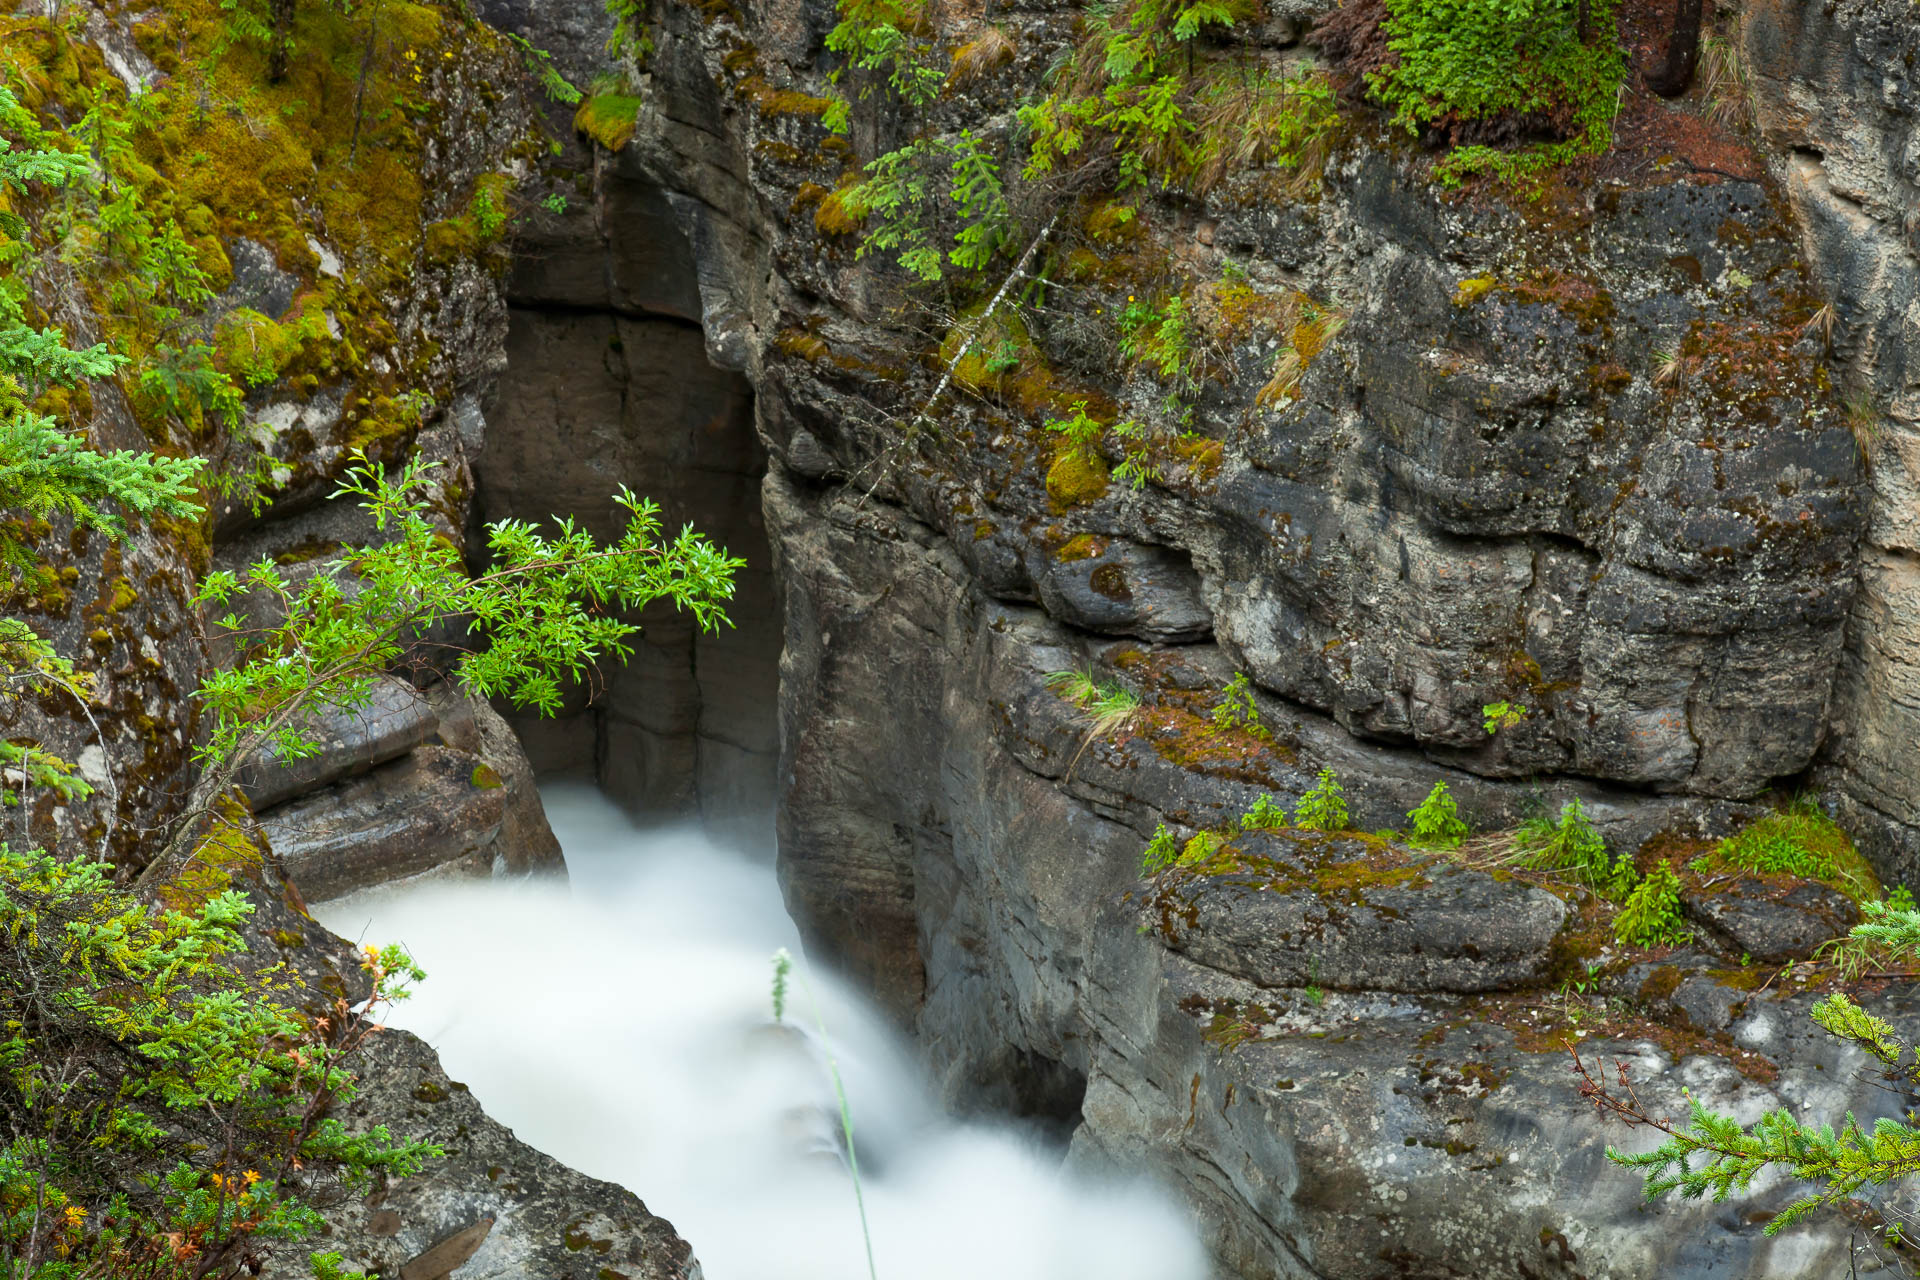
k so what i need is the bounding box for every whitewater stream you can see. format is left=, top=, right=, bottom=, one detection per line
left=314, top=781, right=1207, bottom=1280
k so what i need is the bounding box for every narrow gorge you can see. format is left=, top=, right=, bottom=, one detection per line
left=4, top=0, right=1920, bottom=1276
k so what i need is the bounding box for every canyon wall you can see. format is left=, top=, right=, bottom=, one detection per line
left=1742, top=0, right=1920, bottom=877
left=607, top=0, right=1920, bottom=1272
left=4, top=6, right=698, bottom=1273
left=481, top=154, right=781, bottom=845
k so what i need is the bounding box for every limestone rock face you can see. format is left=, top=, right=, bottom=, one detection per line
left=755, top=469, right=1910, bottom=1278
left=1681, top=876, right=1862, bottom=964
left=261, top=746, right=507, bottom=901
left=1742, top=0, right=1920, bottom=877
left=238, top=676, right=439, bottom=812
left=1149, top=830, right=1568, bottom=994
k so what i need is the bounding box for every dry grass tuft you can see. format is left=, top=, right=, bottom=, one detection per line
left=947, top=26, right=1016, bottom=87
left=1189, top=65, right=1340, bottom=196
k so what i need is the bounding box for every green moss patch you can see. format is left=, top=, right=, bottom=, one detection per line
left=574, top=94, right=642, bottom=151
left=1696, top=800, right=1879, bottom=903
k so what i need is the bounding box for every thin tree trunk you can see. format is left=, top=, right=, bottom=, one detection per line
left=1646, top=0, right=1705, bottom=97
left=347, top=0, right=381, bottom=164
left=267, top=0, right=296, bottom=80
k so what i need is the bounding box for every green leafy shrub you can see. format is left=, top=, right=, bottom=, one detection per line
left=1515, top=797, right=1632, bottom=896
left=1705, top=798, right=1878, bottom=901
left=1482, top=700, right=1528, bottom=735
left=0, top=845, right=437, bottom=1276
left=1614, top=858, right=1689, bottom=947
left=1293, top=768, right=1349, bottom=832
left=1406, top=781, right=1467, bottom=849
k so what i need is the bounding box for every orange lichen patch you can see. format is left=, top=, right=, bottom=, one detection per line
left=1673, top=314, right=1827, bottom=424
left=1498, top=271, right=1616, bottom=335
left=1634, top=828, right=1718, bottom=878
left=1142, top=703, right=1292, bottom=782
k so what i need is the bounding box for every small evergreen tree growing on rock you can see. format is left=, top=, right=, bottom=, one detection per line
left=1407, top=781, right=1467, bottom=849
left=1293, top=768, right=1349, bottom=832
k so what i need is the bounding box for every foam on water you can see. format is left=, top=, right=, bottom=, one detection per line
left=314, top=781, right=1207, bottom=1280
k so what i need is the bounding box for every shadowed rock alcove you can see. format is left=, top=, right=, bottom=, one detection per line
left=472, top=158, right=779, bottom=849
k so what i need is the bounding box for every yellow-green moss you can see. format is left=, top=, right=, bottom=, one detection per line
left=574, top=94, right=642, bottom=151
left=1453, top=276, right=1497, bottom=307
left=1055, top=533, right=1105, bottom=562
left=1084, top=199, right=1141, bottom=246
left=159, top=795, right=267, bottom=913
left=813, top=185, right=864, bottom=237
left=1046, top=447, right=1109, bottom=510
left=470, top=762, right=503, bottom=789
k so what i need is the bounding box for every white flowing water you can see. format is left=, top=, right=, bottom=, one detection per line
left=314, top=782, right=1207, bottom=1280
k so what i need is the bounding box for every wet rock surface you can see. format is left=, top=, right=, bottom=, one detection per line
left=1682, top=876, right=1862, bottom=964
left=1744, top=0, right=1920, bottom=878
left=608, top=0, right=1920, bottom=1233
left=239, top=676, right=439, bottom=812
